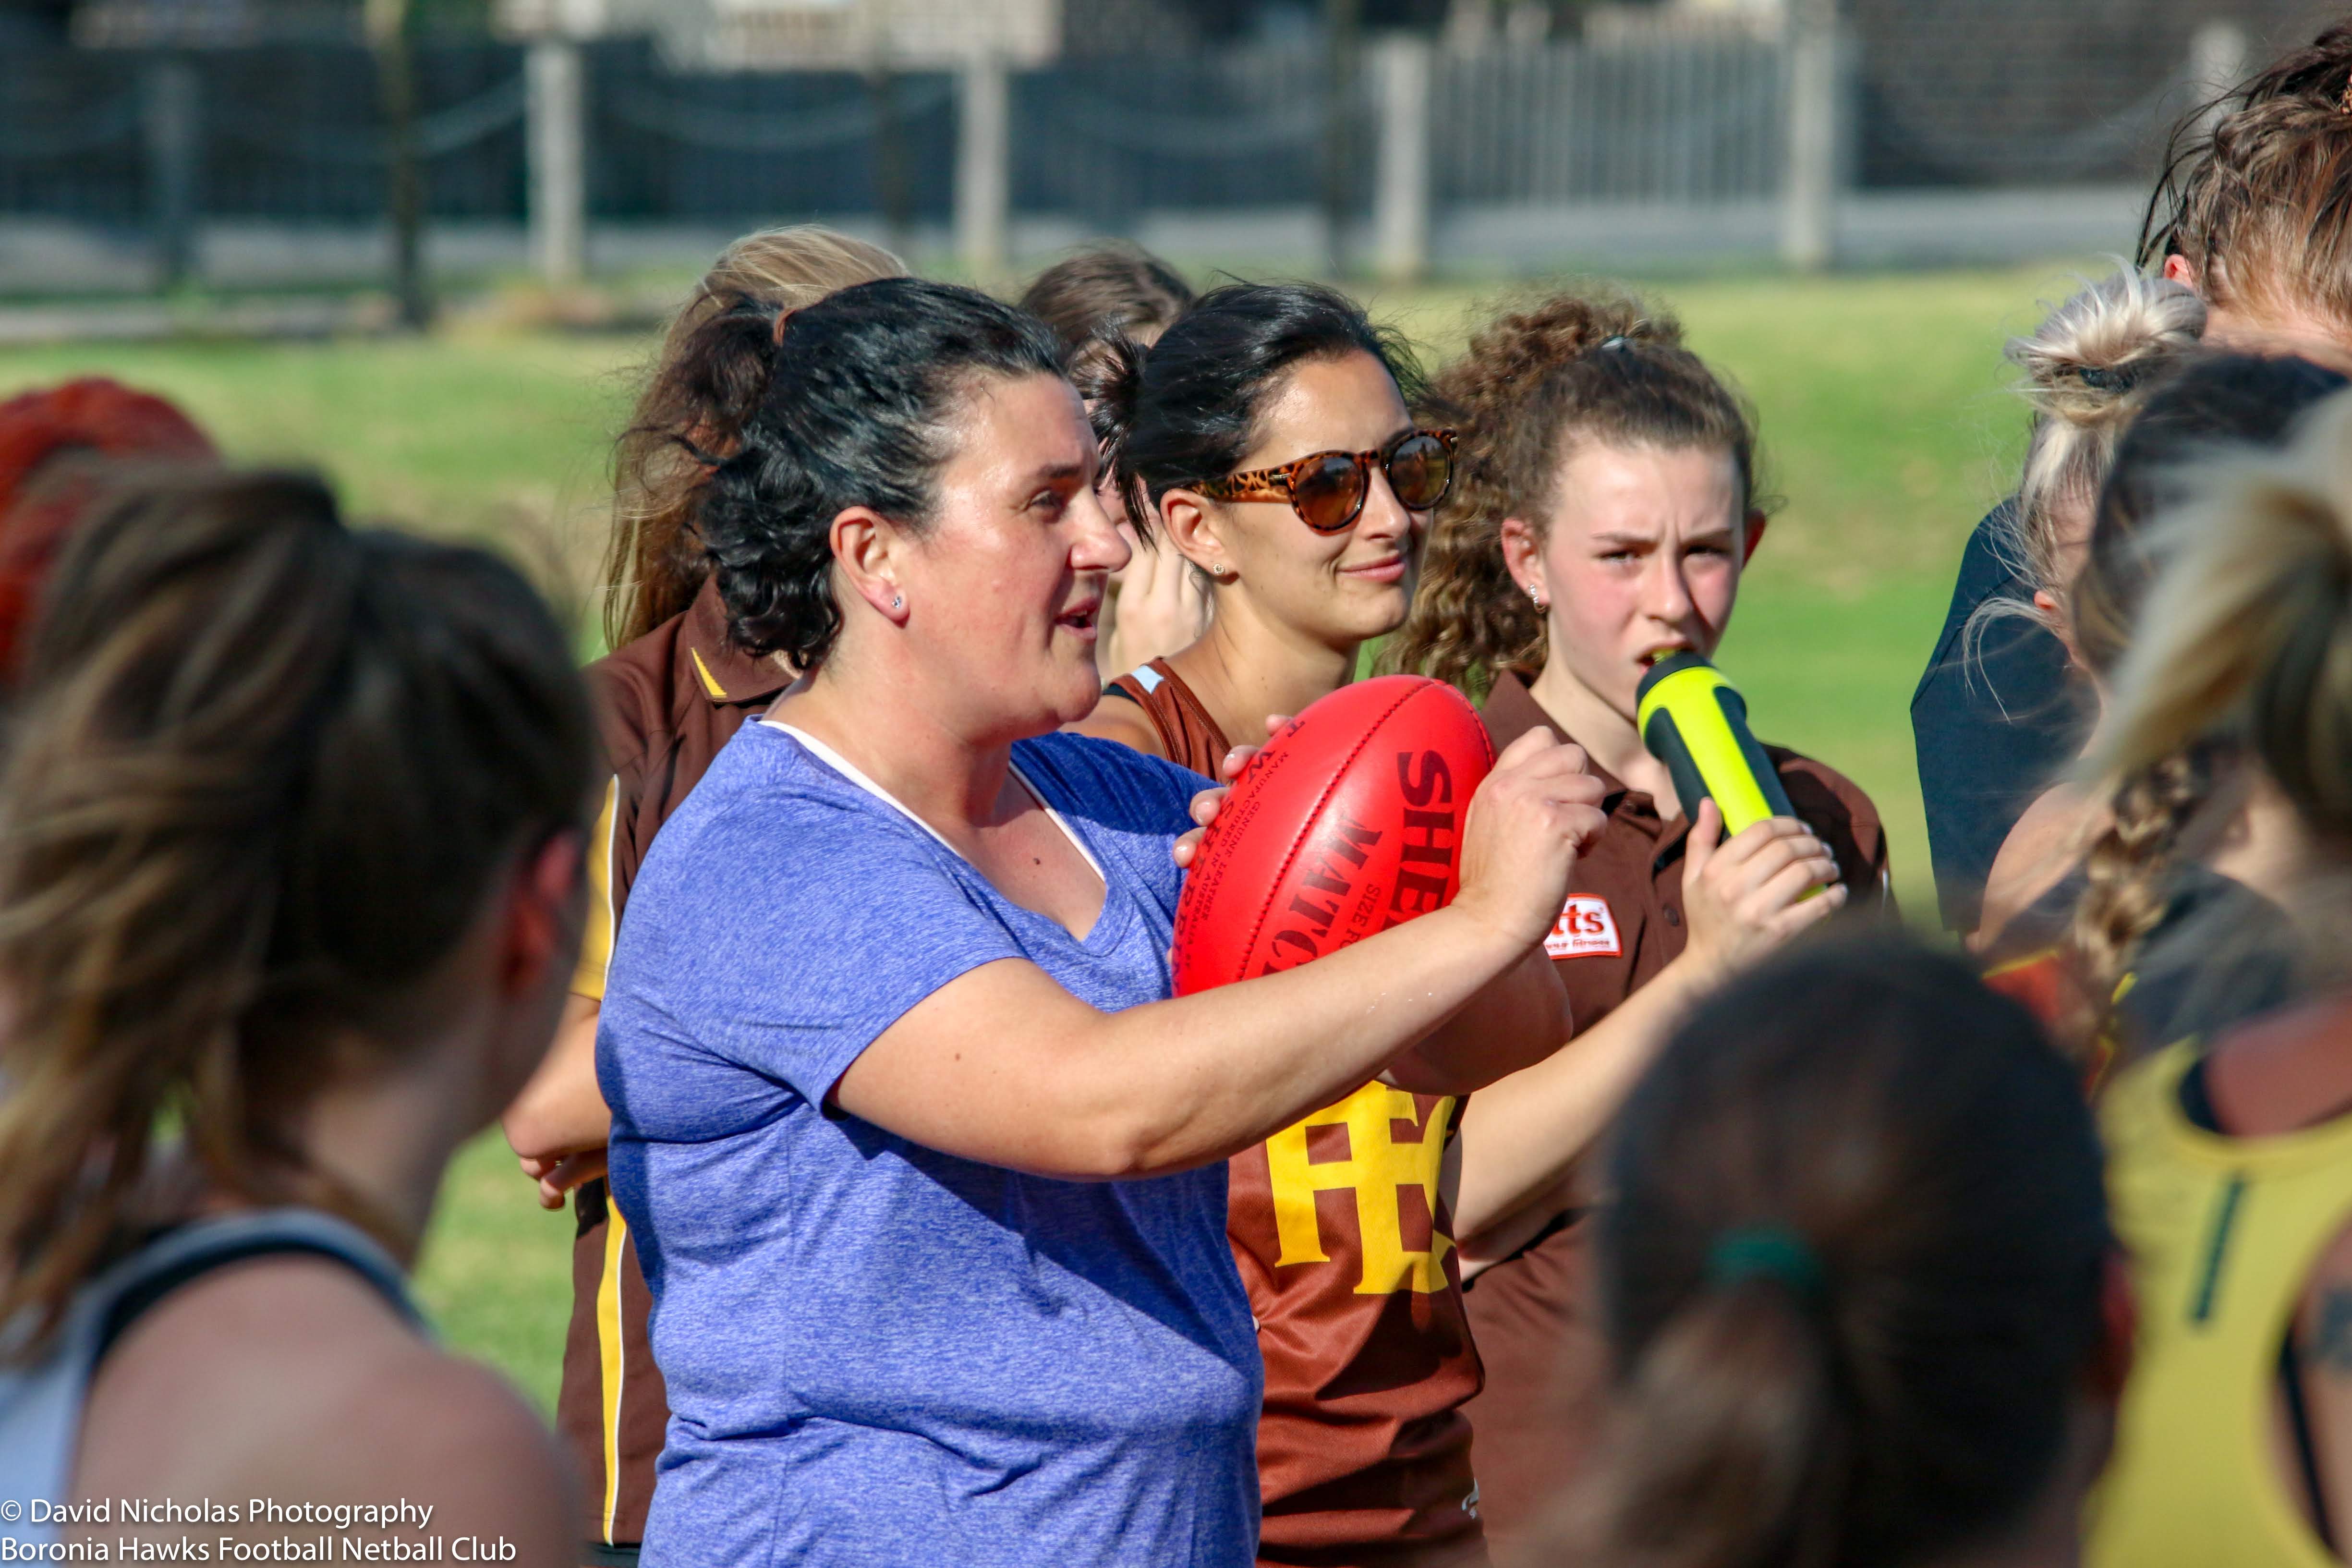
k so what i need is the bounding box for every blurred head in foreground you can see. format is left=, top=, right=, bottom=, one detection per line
left=1568, top=934, right=2119, bottom=1568
left=0, top=469, right=597, bottom=1344
left=604, top=225, right=906, bottom=652
left=0, top=377, right=215, bottom=684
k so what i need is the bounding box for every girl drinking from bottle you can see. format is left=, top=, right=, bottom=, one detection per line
left=1387, top=288, right=1888, bottom=1566
left=1072, top=279, right=1555, bottom=1568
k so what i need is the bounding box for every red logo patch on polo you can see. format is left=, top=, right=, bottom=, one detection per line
left=1545, top=894, right=1622, bottom=959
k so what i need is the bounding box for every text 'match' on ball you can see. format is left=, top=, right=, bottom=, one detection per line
left=1172, top=675, right=1495, bottom=996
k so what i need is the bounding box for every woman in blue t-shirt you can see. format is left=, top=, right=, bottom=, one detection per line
left=595, top=277, right=1607, bottom=1568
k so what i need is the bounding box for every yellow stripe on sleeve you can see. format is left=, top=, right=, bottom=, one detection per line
left=597, top=1208, right=630, bottom=1544
left=570, top=777, right=619, bottom=1001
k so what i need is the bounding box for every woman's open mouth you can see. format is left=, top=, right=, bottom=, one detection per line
left=1637, top=643, right=1692, bottom=669
left=1056, top=600, right=1102, bottom=638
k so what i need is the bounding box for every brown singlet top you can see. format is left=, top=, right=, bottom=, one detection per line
left=1463, top=672, right=1890, bottom=1568
left=1101, top=659, right=1490, bottom=1568
left=560, top=575, right=790, bottom=1557
left=1103, top=656, right=1235, bottom=779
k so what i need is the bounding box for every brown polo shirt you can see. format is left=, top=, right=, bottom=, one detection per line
left=559, top=575, right=788, bottom=1563
left=1462, top=671, right=1889, bottom=1567
left=1100, top=663, right=1489, bottom=1568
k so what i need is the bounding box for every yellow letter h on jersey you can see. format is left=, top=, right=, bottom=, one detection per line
left=1266, top=1083, right=1456, bottom=1294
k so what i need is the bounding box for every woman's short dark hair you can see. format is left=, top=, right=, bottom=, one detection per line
left=1577, top=933, right=2110, bottom=1568
left=693, top=277, right=1065, bottom=669
left=2077, top=351, right=2350, bottom=679
left=1083, top=281, right=1424, bottom=536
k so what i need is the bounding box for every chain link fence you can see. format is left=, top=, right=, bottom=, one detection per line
left=0, top=2, right=2346, bottom=291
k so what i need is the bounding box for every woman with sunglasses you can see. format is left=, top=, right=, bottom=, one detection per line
left=1077, top=284, right=1455, bottom=781
left=1073, top=281, right=1534, bottom=1568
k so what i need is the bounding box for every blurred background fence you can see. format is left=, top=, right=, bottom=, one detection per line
left=0, top=0, right=2340, bottom=295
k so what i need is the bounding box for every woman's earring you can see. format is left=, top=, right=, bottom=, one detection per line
left=1526, top=581, right=1549, bottom=613
left=891, top=595, right=904, bottom=610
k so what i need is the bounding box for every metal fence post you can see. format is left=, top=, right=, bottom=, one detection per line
left=366, top=0, right=430, bottom=330
left=1323, top=0, right=1363, bottom=275
left=2189, top=20, right=2247, bottom=130
left=956, top=53, right=1010, bottom=283
left=528, top=37, right=587, bottom=285
left=1780, top=0, right=1843, bottom=273
left=144, top=55, right=200, bottom=291
left=1372, top=35, right=1431, bottom=284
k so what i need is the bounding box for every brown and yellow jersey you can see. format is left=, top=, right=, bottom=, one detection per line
left=1095, top=661, right=1488, bottom=1568
left=1463, top=671, right=1888, bottom=1566
left=560, top=575, right=787, bottom=1564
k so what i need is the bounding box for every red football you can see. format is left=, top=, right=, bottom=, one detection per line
left=1172, top=675, right=1496, bottom=996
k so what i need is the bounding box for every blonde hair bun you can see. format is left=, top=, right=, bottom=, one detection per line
left=2009, top=268, right=2207, bottom=427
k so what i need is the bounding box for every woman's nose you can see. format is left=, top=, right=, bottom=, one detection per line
left=1644, top=557, right=1695, bottom=621
left=1074, top=485, right=1134, bottom=574
left=1358, top=466, right=1414, bottom=544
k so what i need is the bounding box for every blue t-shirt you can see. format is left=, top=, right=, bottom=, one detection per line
left=599, top=722, right=1261, bottom=1568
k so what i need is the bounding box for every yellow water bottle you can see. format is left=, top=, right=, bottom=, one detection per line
left=1634, top=652, right=1796, bottom=836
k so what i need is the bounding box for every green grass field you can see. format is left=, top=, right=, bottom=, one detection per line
left=0, top=262, right=2081, bottom=1413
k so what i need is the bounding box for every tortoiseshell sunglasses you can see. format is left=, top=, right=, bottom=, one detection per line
left=1197, top=427, right=1458, bottom=535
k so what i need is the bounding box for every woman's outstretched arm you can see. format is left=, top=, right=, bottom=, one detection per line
left=836, top=729, right=1606, bottom=1180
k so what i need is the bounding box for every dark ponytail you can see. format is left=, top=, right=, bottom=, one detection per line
left=1075, top=331, right=1148, bottom=476
left=1086, top=281, right=1422, bottom=537
left=603, top=226, right=904, bottom=650
left=0, top=469, right=596, bottom=1349
left=694, top=277, right=1065, bottom=669
left=1571, top=935, right=2110, bottom=1568
left=1588, top=1277, right=1845, bottom=1568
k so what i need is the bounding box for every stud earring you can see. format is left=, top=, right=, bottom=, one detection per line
left=891, top=595, right=903, bottom=610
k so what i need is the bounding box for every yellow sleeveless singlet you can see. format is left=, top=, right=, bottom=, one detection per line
left=2091, top=1039, right=2352, bottom=1568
